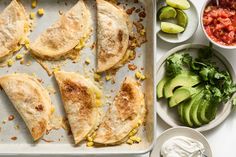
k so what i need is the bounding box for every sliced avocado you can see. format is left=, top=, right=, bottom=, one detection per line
left=169, top=86, right=197, bottom=107
left=183, top=90, right=202, bottom=127
left=197, top=99, right=211, bottom=124
left=164, top=73, right=201, bottom=98
left=157, top=77, right=169, bottom=99
left=206, top=103, right=218, bottom=121
left=190, top=90, right=205, bottom=127
left=178, top=100, right=188, bottom=124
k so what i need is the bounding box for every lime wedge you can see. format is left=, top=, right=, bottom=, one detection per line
left=161, top=22, right=184, bottom=34
left=166, top=0, right=190, bottom=10
left=158, top=6, right=177, bottom=20
left=176, top=9, right=188, bottom=28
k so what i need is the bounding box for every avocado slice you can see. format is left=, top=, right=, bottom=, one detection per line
left=190, top=90, right=205, bottom=127
left=197, top=99, right=211, bottom=124
left=169, top=86, right=197, bottom=107
left=178, top=100, right=188, bottom=124
left=206, top=103, right=218, bottom=121
left=157, top=77, right=169, bottom=99
left=164, top=73, right=201, bottom=98
left=182, top=90, right=202, bottom=127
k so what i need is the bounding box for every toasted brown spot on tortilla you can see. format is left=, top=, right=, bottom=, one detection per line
left=35, top=104, right=44, bottom=111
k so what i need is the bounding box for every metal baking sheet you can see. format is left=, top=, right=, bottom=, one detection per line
left=0, top=0, right=156, bottom=155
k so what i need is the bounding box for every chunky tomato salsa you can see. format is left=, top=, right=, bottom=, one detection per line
left=203, top=0, right=236, bottom=46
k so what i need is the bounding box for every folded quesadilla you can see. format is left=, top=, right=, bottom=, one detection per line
left=54, top=71, right=103, bottom=144
left=96, top=0, right=132, bottom=72
left=0, top=73, right=53, bottom=141
left=0, top=0, right=29, bottom=62
left=30, top=0, right=92, bottom=60
left=94, top=77, right=146, bottom=145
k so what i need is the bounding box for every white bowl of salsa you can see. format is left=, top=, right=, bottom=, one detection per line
left=201, top=0, right=236, bottom=49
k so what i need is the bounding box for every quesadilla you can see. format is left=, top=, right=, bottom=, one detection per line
left=0, top=0, right=29, bottom=62
left=96, top=0, right=132, bottom=72
left=30, top=0, right=92, bottom=60
left=54, top=71, right=103, bottom=144
left=94, top=77, right=146, bottom=145
left=0, top=73, right=53, bottom=141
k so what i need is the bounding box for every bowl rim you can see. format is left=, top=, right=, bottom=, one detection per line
left=155, top=43, right=236, bottom=132
left=150, top=126, right=213, bottom=157
left=156, top=0, right=199, bottom=43
left=200, top=0, right=236, bottom=50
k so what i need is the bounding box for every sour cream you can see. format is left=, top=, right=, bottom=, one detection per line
left=161, top=136, right=205, bottom=157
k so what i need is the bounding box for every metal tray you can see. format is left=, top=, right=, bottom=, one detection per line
left=0, top=0, right=156, bottom=155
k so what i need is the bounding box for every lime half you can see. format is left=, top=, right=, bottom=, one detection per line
left=158, top=6, right=177, bottom=20
left=161, top=22, right=184, bottom=34
left=177, top=9, right=188, bottom=28
left=166, top=0, right=190, bottom=10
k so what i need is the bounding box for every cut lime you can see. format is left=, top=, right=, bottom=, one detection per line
left=161, top=22, right=184, bottom=34
left=166, top=0, right=190, bottom=10
left=158, top=6, right=177, bottom=20
left=176, top=9, right=188, bottom=28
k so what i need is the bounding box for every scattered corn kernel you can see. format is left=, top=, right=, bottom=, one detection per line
left=86, top=141, right=94, bottom=147
left=37, top=8, right=45, bottom=16
left=51, top=106, right=55, bottom=114
left=95, top=99, right=102, bottom=107
left=129, top=129, right=138, bottom=136
left=87, top=137, right=93, bottom=142
left=30, top=12, right=35, bottom=19
left=140, top=29, right=145, bottom=36
left=16, top=54, right=23, bottom=60
left=95, top=91, right=101, bottom=99
left=105, top=75, right=111, bottom=81
left=126, top=139, right=134, bottom=145
left=94, top=73, right=101, bottom=81
left=138, top=119, right=142, bottom=125
left=85, top=58, right=90, bottom=64
left=130, top=136, right=141, bottom=143
left=24, top=23, right=29, bottom=33
left=31, top=0, right=37, bottom=8
left=91, top=132, right=96, bottom=138
left=135, top=71, right=146, bottom=80
left=53, top=67, right=60, bottom=73
left=75, top=39, right=85, bottom=50
left=14, top=45, right=22, bottom=52
left=7, top=59, right=14, bottom=67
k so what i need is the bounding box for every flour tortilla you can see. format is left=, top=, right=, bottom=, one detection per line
left=0, top=73, right=53, bottom=141
left=30, top=0, right=92, bottom=60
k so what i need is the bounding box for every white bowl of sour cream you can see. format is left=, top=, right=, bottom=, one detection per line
left=150, top=127, right=212, bottom=157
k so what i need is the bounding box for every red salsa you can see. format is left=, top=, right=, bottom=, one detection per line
left=203, top=0, right=236, bottom=46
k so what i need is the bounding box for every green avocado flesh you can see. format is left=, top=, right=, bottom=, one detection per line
left=164, top=73, right=201, bottom=98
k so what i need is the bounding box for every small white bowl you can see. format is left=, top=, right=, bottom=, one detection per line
left=200, top=0, right=236, bottom=50
left=156, top=0, right=199, bottom=43
left=156, top=44, right=236, bottom=132
left=150, top=127, right=212, bottom=157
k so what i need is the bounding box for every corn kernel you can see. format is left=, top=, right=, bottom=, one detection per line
left=95, top=99, right=102, bottom=107
left=24, top=38, right=30, bottom=45
left=140, top=29, right=145, bottom=36
left=138, top=120, right=142, bottom=125
left=126, top=139, right=134, bottom=145
left=95, top=91, right=101, bottom=99
left=24, top=23, right=29, bottom=33
left=16, top=54, right=23, bottom=60
left=7, top=59, right=14, bottom=67
left=30, top=12, right=35, bottom=19
left=53, top=67, right=60, bottom=73
left=129, top=129, right=137, bottom=137
left=94, top=73, right=101, bottom=82
left=86, top=141, right=94, bottom=147
left=91, top=132, right=96, bottom=138
left=85, top=58, right=90, bottom=64
left=75, top=39, right=85, bottom=50
left=51, top=106, right=55, bottom=114
left=25, top=43, right=30, bottom=50
left=130, top=136, right=141, bottom=143
left=14, top=45, right=22, bottom=52
left=105, top=75, right=111, bottom=81
left=135, top=71, right=146, bottom=80
left=87, top=137, right=93, bottom=142
left=31, top=0, right=37, bottom=8
left=38, top=8, right=44, bottom=16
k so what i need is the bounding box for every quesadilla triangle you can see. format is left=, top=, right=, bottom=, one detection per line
left=94, top=77, right=146, bottom=145
left=0, top=0, right=29, bottom=62
left=96, top=0, right=132, bottom=72
left=54, top=71, right=103, bottom=144
left=30, top=0, right=92, bottom=60
left=0, top=73, right=54, bottom=141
